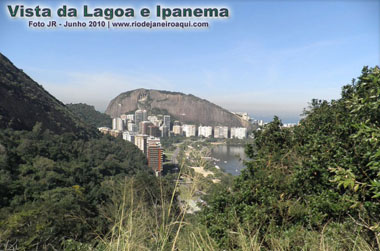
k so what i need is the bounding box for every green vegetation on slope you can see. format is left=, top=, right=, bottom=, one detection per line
left=0, top=124, right=157, bottom=249
left=67, top=103, right=112, bottom=128
left=200, top=66, right=380, bottom=249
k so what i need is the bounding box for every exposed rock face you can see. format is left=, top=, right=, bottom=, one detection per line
left=106, top=89, right=250, bottom=128
left=0, top=53, right=95, bottom=135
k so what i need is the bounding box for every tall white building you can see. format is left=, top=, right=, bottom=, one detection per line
left=230, top=127, right=247, bottom=139
left=182, top=124, right=196, bottom=137
left=123, top=131, right=136, bottom=143
left=198, top=126, right=213, bottom=138
left=163, top=115, right=171, bottom=129
left=117, top=118, right=124, bottom=131
left=214, top=126, right=229, bottom=138
left=112, top=118, right=117, bottom=130
left=112, top=118, right=124, bottom=131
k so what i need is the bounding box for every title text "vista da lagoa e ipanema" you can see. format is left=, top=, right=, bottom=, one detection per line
left=7, top=5, right=230, bottom=20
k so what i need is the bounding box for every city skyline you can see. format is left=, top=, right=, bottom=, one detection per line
left=1, top=0, right=378, bottom=123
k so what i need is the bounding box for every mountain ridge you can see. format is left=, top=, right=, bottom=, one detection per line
left=106, top=88, right=251, bottom=128
left=0, top=53, right=96, bottom=136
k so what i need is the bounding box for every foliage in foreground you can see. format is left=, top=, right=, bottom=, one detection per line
left=62, top=170, right=374, bottom=251
left=201, top=66, right=380, bottom=249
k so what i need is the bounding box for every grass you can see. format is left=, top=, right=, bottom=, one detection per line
left=59, top=175, right=376, bottom=251
left=60, top=152, right=376, bottom=251
left=92, top=160, right=206, bottom=251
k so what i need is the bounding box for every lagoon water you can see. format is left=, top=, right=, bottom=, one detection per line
left=210, top=145, right=247, bottom=176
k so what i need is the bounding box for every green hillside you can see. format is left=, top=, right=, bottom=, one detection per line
left=67, top=103, right=112, bottom=128
left=0, top=53, right=95, bottom=136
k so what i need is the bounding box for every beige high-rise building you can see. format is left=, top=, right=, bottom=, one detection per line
left=173, top=125, right=182, bottom=135
left=134, top=134, right=148, bottom=153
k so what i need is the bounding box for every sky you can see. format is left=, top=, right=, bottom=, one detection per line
left=1, top=0, right=379, bottom=123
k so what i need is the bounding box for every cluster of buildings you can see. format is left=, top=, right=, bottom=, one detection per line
left=108, top=110, right=171, bottom=138
left=98, top=109, right=250, bottom=175
left=173, top=124, right=247, bottom=139
left=98, top=109, right=168, bottom=176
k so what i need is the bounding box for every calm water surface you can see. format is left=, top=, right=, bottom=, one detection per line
left=210, top=145, right=247, bottom=176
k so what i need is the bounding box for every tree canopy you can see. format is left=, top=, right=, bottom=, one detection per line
left=200, top=66, right=380, bottom=249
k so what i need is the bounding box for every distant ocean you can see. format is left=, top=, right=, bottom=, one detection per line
left=248, top=114, right=300, bottom=124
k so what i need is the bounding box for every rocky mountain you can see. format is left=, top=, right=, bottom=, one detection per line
left=0, top=53, right=95, bottom=135
left=106, top=89, right=251, bottom=128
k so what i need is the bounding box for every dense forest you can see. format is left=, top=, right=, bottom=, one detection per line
left=0, top=125, right=158, bottom=248
left=67, top=103, right=112, bottom=128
